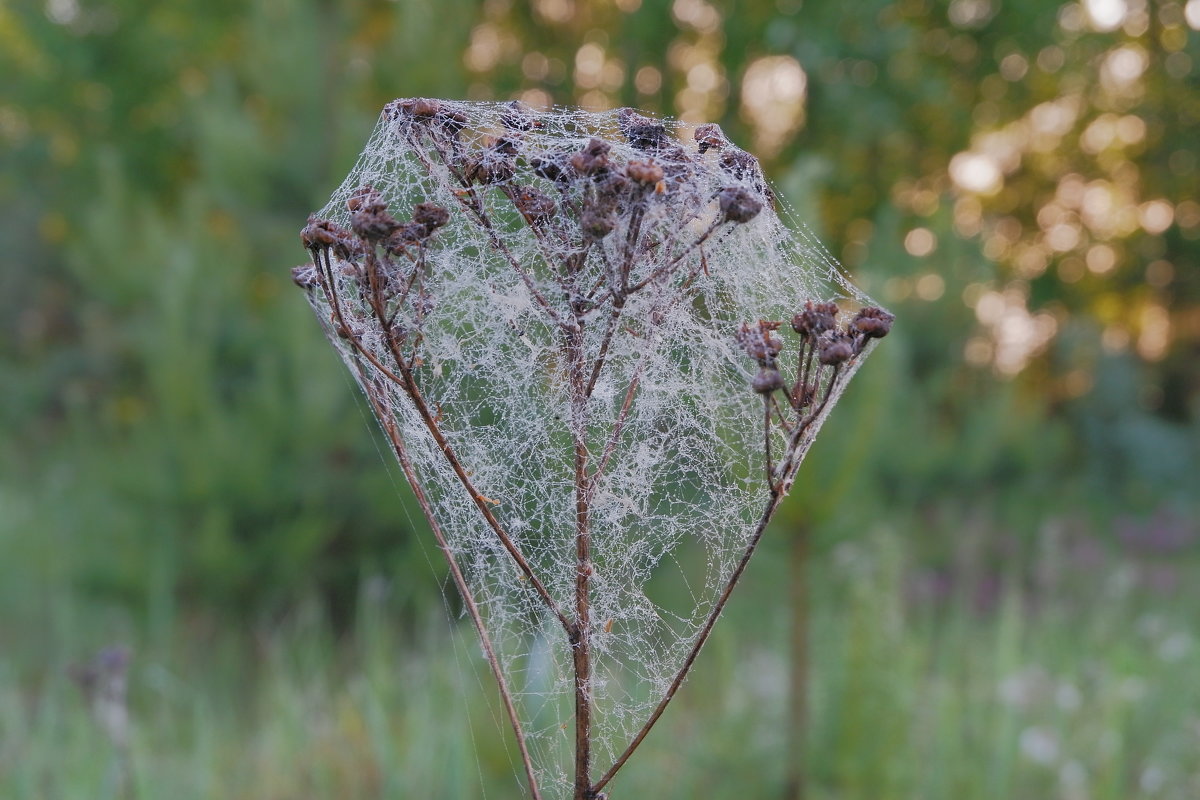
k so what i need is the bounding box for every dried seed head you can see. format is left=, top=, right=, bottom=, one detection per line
left=581, top=207, right=615, bottom=239
left=530, top=150, right=570, bottom=183
left=347, top=185, right=386, bottom=213
left=626, top=159, right=665, bottom=186
left=515, top=186, right=557, bottom=224
left=301, top=215, right=337, bottom=249
left=694, top=123, right=729, bottom=154
left=717, top=187, right=762, bottom=224
left=500, top=100, right=537, bottom=131
left=818, top=331, right=855, bottom=365
left=301, top=216, right=360, bottom=259
left=736, top=320, right=784, bottom=365
left=438, top=105, right=469, bottom=135
left=595, top=172, right=631, bottom=203
left=387, top=97, right=467, bottom=136
left=464, top=157, right=511, bottom=185
left=791, top=300, right=839, bottom=337
left=403, top=97, right=442, bottom=119
left=719, top=148, right=761, bottom=182
left=384, top=222, right=430, bottom=255
left=490, top=135, right=519, bottom=156
left=350, top=187, right=401, bottom=241
left=291, top=264, right=319, bottom=289
left=618, top=107, right=669, bottom=151
left=571, top=138, right=612, bottom=175
left=853, top=306, right=895, bottom=340
left=412, top=202, right=450, bottom=232
left=464, top=138, right=518, bottom=185
left=752, top=366, right=785, bottom=394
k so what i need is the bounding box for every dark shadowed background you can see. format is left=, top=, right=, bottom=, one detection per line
left=2, top=0, right=1198, bottom=797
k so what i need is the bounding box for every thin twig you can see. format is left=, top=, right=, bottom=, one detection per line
left=393, top=326, right=573, bottom=634
left=776, top=365, right=842, bottom=490
left=623, top=218, right=721, bottom=294
left=359, top=374, right=544, bottom=800
left=592, top=484, right=788, bottom=794
left=594, top=361, right=851, bottom=794
left=590, top=363, right=644, bottom=487
left=567, top=323, right=595, bottom=800
left=585, top=298, right=626, bottom=398
left=319, top=243, right=573, bottom=634
left=312, top=248, right=408, bottom=391
left=764, top=396, right=776, bottom=492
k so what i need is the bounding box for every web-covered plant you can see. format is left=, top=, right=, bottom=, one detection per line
left=292, top=99, right=892, bottom=800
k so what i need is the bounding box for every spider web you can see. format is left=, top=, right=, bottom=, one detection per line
left=302, top=100, right=881, bottom=798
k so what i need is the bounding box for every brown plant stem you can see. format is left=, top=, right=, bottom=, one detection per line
left=389, top=324, right=573, bottom=633
left=594, top=363, right=850, bottom=795
left=358, top=373, right=543, bottom=800
left=310, top=249, right=408, bottom=390
left=592, top=483, right=788, bottom=795
left=567, top=323, right=595, bottom=800
left=313, top=245, right=573, bottom=634
left=426, top=139, right=569, bottom=329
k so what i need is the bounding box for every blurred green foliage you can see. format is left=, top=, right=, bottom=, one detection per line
left=1, top=0, right=1196, bottom=628
left=3, top=2, right=1200, bottom=798
left=7, top=528, right=1200, bottom=798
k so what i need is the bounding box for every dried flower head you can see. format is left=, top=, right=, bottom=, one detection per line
left=294, top=99, right=889, bottom=800
left=571, top=137, right=612, bottom=176
left=694, top=122, right=729, bottom=154
left=412, top=202, right=450, bottom=232
left=717, top=186, right=763, bottom=224
left=514, top=187, right=557, bottom=224
left=626, top=159, right=665, bottom=186
left=501, top=100, right=538, bottom=132
left=349, top=186, right=402, bottom=241
left=618, top=107, right=669, bottom=151
left=387, top=97, right=468, bottom=137
left=818, top=330, right=855, bottom=365
left=752, top=366, right=785, bottom=394
left=853, top=306, right=895, bottom=339
left=791, top=300, right=839, bottom=337
left=736, top=320, right=784, bottom=364
left=580, top=206, right=616, bottom=240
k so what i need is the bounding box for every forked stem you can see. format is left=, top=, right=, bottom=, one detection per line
left=313, top=246, right=573, bottom=635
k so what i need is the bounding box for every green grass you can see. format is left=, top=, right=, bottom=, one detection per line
left=5, top=525, right=1200, bottom=799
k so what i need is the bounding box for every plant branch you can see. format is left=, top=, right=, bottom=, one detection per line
left=594, top=361, right=851, bottom=793
left=393, top=325, right=573, bottom=634
left=311, top=248, right=409, bottom=391
left=592, top=482, right=788, bottom=794
left=567, top=323, right=595, bottom=800
left=358, top=373, right=543, bottom=800
left=316, top=244, right=573, bottom=634
left=424, top=140, right=570, bottom=330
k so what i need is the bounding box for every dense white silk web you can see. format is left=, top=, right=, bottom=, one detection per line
left=298, top=100, right=884, bottom=798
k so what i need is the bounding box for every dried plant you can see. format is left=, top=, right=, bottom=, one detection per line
left=293, top=99, right=891, bottom=800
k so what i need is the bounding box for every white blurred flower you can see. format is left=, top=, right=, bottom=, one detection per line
left=1056, top=682, right=1083, bottom=712
left=1019, top=726, right=1061, bottom=765
left=1158, top=632, right=1192, bottom=663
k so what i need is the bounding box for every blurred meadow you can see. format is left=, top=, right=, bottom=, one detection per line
left=2, top=0, right=1199, bottom=797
